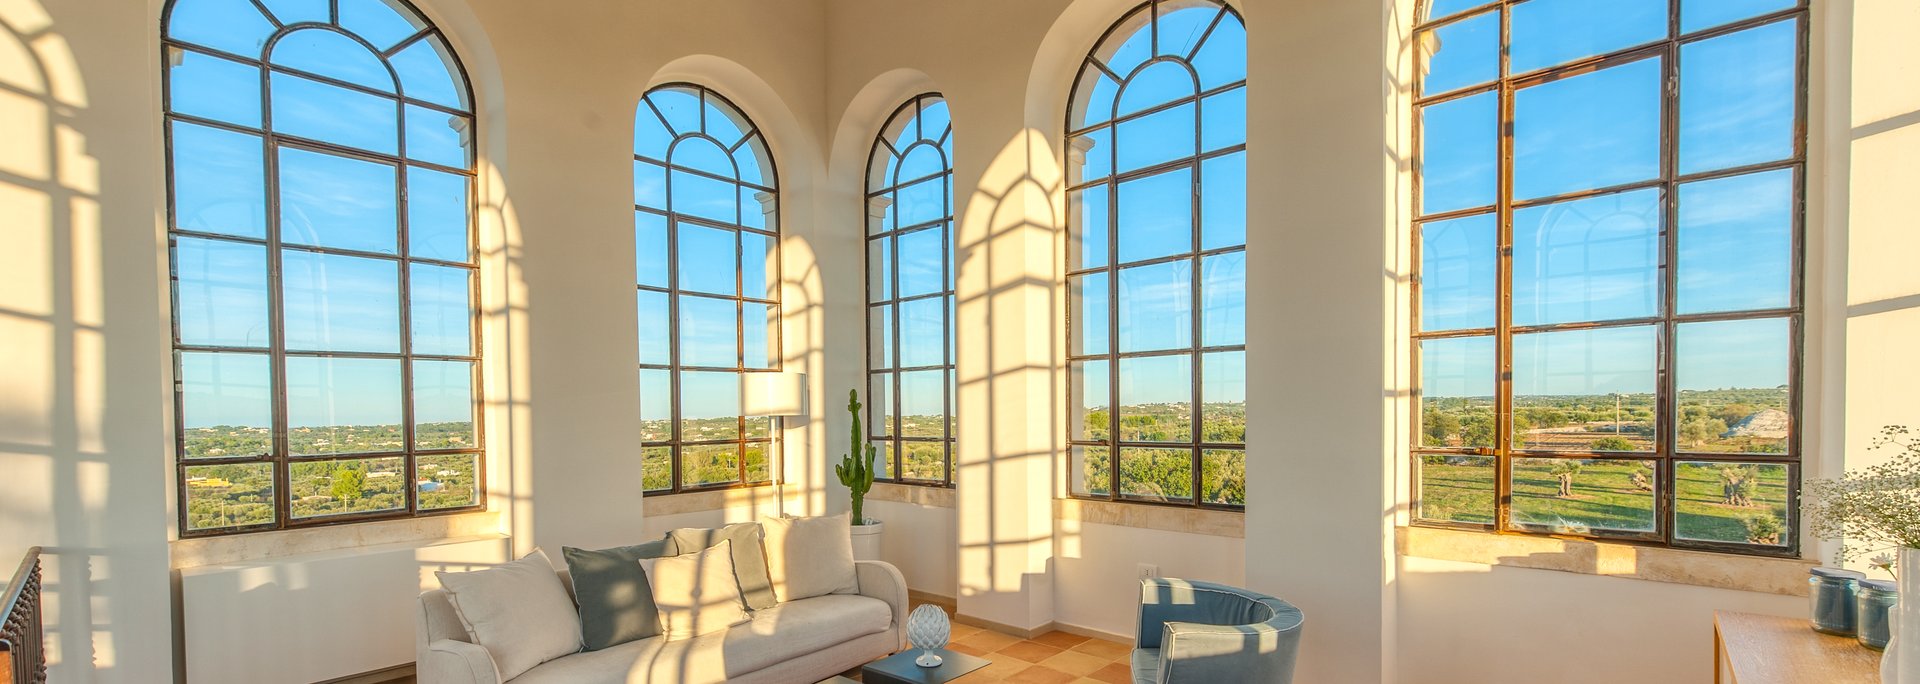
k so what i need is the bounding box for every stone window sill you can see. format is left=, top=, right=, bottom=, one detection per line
left=171, top=510, right=502, bottom=569
left=1397, top=525, right=1815, bottom=596
left=1054, top=498, right=1243, bottom=538
left=868, top=481, right=956, bottom=508
left=642, top=484, right=806, bottom=517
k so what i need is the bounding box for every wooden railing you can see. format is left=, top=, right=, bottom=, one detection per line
left=0, top=548, right=44, bottom=684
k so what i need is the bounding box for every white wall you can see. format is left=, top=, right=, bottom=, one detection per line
left=1054, top=520, right=1245, bottom=638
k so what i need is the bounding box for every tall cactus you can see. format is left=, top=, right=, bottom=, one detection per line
left=836, top=389, right=877, bottom=524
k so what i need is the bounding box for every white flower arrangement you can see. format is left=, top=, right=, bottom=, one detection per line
left=1803, top=426, right=1920, bottom=569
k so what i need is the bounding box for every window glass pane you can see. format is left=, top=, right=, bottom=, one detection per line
left=1200, top=252, right=1245, bottom=347
left=1200, top=86, right=1245, bottom=153
left=1070, top=272, right=1110, bottom=356
left=1419, top=336, right=1496, bottom=449
left=337, top=0, right=424, bottom=51
left=1200, top=152, right=1245, bottom=250
left=742, top=231, right=776, bottom=301
left=185, top=462, right=276, bottom=531
left=745, top=443, right=770, bottom=482
left=680, top=444, right=738, bottom=487
left=179, top=351, right=272, bottom=458
left=1069, top=128, right=1113, bottom=185
left=408, top=166, right=470, bottom=262
left=736, top=134, right=774, bottom=189
left=279, top=147, right=397, bottom=253
left=869, top=373, right=894, bottom=437
left=1415, top=455, right=1495, bottom=524
left=899, top=297, right=945, bottom=368
left=1117, top=169, right=1194, bottom=263
left=389, top=34, right=466, bottom=110
left=1119, top=355, right=1193, bottom=443
left=1418, top=213, right=1495, bottom=331
left=1511, top=458, right=1658, bottom=534
left=1189, top=12, right=1245, bottom=90
left=1118, top=261, right=1194, bottom=353
left=872, top=442, right=894, bottom=480
left=417, top=453, right=479, bottom=510
left=269, top=29, right=394, bottom=93
left=869, top=304, right=892, bottom=369
left=409, top=263, right=473, bottom=356
left=1115, top=62, right=1196, bottom=117
left=867, top=236, right=892, bottom=302
left=744, top=415, right=773, bottom=441
left=680, top=371, right=740, bottom=441
left=633, top=160, right=667, bottom=208
left=1419, top=10, right=1499, bottom=95
left=271, top=72, right=397, bottom=154
left=896, top=146, right=946, bottom=185
left=169, top=49, right=261, bottom=128
left=405, top=105, right=470, bottom=169
left=1676, top=318, right=1791, bottom=454
left=742, top=302, right=773, bottom=370
left=641, top=446, right=672, bottom=491
left=671, top=170, right=737, bottom=224
left=640, top=369, right=672, bottom=442
left=1201, top=351, right=1245, bottom=443
left=168, top=0, right=275, bottom=56
left=1679, top=20, right=1798, bottom=175
left=672, top=138, right=734, bottom=179
left=900, top=370, right=944, bottom=438
left=1071, top=445, right=1112, bottom=497
left=896, top=176, right=947, bottom=227
left=636, top=290, right=670, bottom=366
left=413, top=359, right=475, bottom=449
left=1682, top=0, right=1797, bottom=33
left=286, top=356, right=403, bottom=456
left=677, top=296, right=738, bottom=368
left=1678, top=169, right=1793, bottom=314
left=902, top=442, right=944, bottom=481
left=1511, top=0, right=1666, bottom=74
left=1116, top=103, right=1196, bottom=173
left=171, top=122, right=267, bottom=238
left=677, top=223, right=737, bottom=296
left=1675, top=461, right=1790, bottom=545
left=1201, top=449, right=1245, bottom=505
left=281, top=251, right=401, bottom=353
left=1418, top=92, right=1497, bottom=215
left=1072, top=359, right=1111, bottom=441
left=635, top=104, right=673, bottom=161
left=1512, top=188, right=1661, bottom=326
left=635, top=211, right=669, bottom=288
left=1120, top=447, right=1193, bottom=503
left=1512, top=326, right=1657, bottom=452
left=1156, top=6, right=1218, bottom=58
left=258, top=0, right=327, bottom=24
left=174, top=237, right=270, bottom=348
left=1513, top=58, right=1662, bottom=201
left=897, top=225, right=946, bottom=297
left=1070, top=184, right=1110, bottom=270
left=1421, top=0, right=1491, bottom=23
left=1071, top=63, right=1120, bottom=130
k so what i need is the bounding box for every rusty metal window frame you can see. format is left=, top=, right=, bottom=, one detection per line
left=1408, top=0, right=1808, bottom=557
left=161, top=0, right=486, bottom=537
left=634, top=84, right=784, bottom=496
left=864, top=94, right=957, bottom=487
left=1063, top=0, right=1248, bottom=510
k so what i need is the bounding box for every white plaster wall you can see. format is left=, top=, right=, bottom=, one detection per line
left=864, top=499, right=959, bottom=598
left=1053, top=520, right=1245, bottom=639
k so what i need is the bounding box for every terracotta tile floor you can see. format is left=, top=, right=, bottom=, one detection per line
left=840, top=608, right=1134, bottom=684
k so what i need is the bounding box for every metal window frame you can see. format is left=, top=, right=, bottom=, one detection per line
left=1408, top=0, right=1809, bottom=558
left=863, top=93, right=958, bottom=488
left=634, top=83, right=786, bottom=496
left=1063, top=0, right=1249, bottom=511
left=161, top=0, right=487, bottom=538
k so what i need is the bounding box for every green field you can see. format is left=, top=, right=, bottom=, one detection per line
left=184, top=446, right=480, bottom=531
left=1416, top=458, right=1788, bottom=545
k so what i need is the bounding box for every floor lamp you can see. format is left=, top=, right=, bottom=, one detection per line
left=745, top=372, right=807, bottom=517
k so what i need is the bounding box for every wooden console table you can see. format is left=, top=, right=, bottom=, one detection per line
left=1714, top=611, right=1879, bottom=683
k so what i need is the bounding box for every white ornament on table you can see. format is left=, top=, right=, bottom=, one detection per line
left=906, top=604, right=951, bottom=668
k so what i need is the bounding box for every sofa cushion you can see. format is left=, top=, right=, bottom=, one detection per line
left=760, top=513, right=858, bottom=602
left=639, top=540, right=752, bottom=640
left=435, top=548, right=583, bottom=681
left=668, top=522, right=777, bottom=610
left=510, top=594, right=894, bottom=684
left=564, top=537, right=678, bottom=650
left=1131, top=647, right=1161, bottom=684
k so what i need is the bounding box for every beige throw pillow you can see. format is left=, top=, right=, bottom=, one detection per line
left=640, top=540, right=753, bottom=640
left=434, top=548, right=583, bottom=681
left=759, top=512, right=858, bottom=602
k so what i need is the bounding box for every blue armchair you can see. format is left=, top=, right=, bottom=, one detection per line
left=1132, top=578, right=1304, bottom=684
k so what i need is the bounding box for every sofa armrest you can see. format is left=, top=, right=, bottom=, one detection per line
left=1156, top=621, right=1301, bottom=684
left=855, top=560, right=909, bottom=649
left=420, top=638, right=501, bottom=684
left=1137, top=578, right=1269, bottom=649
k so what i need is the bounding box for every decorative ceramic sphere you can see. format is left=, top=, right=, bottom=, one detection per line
left=906, top=604, right=951, bottom=667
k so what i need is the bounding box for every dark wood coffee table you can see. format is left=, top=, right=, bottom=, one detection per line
left=860, top=648, right=991, bottom=684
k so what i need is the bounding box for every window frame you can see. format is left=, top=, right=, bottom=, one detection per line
left=161, top=0, right=487, bottom=537
left=1408, top=0, right=1809, bottom=557
left=864, top=93, right=957, bottom=488
left=634, top=83, right=785, bottom=496
left=1064, top=0, right=1248, bottom=510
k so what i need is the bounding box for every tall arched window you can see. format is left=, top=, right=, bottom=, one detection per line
left=163, top=0, right=482, bottom=535
left=634, top=84, right=781, bottom=493
left=866, top=94, right=955, bottom=486
left=1410, top=0, right=1806, bottom=555
left=1066, top=0, right=1246, bottom=507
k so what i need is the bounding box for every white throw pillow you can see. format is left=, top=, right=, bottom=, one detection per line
left=759, top=512, right=858, bottom=602
left=434, top=548, right=582, bottom=681
left=640, top=540, right=753, bottom=640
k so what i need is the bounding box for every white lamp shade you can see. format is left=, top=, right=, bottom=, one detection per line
left=743, top=372, right=807, bottom=417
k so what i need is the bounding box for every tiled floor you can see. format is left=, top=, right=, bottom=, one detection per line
left=841, top=612, right=1135, bottom=684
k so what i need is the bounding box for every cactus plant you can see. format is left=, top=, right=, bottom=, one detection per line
left=836, top=389, right=878, bottom=524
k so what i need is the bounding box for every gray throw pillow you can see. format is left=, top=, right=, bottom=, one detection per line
left=563, top=537, right=678, bottom=650
left=667, top=523, right=777, bottom=610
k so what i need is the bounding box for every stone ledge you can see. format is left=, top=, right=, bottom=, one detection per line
left=868, top=481, right=956, bottom=508
left=641, top=484, right=805, bottom=517
left=1396, top=525, right=1815, bottom=596
left=170, top=510, right=502, bottom=569
left=1054, top=498, right=1244, bottom=538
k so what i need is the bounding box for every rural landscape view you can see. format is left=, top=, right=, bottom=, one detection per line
left=1075, top=399, right=1248, bottom=505
left=182, top=422, right=480, bottom=531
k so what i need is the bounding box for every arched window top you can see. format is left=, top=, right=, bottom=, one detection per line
left=636, top=84, right=777, bottom=191
left=1070, top=0, right=1243, bottom=131
left=868, top=94, right=952, bottom=191
left=166, top=0, right=471, bottom=113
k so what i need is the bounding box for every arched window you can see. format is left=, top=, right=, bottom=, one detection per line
left=1410, top=0, right=1806, bottom=555
left=865, top=94, right=955, bottom=486
left=634, top=84, right=781, bottom=493
left=163, top=0, right=482, bottom=535
left=1065, top=0, right=1246, bottom=507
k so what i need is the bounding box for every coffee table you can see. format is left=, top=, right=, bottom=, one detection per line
left=860, top=648, right=991, bottom=684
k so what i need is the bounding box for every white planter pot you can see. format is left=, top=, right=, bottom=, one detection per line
left=851, top=520, right=884, bottom=561
left=1887, top=547, right=1920, bottom=684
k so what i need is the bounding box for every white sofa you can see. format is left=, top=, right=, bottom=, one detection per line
left=415, top=560, right=909, bottom=684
